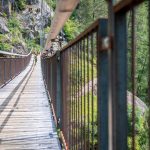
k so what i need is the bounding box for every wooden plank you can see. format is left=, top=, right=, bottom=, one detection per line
left=0, top=56, right=61, bottom=150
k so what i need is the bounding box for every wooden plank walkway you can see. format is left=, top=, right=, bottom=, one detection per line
left=0, top=56, right=61, bottom=150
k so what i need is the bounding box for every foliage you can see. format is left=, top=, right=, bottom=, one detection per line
left=127, top=105, right=149, bottom=150
left=0, top=33, right=13, bottom=52
left=61, top=0, right=108, bottom=41
left=45, top=0, right=56, bottom=10
left=15, top=0, right=26, bottom=10
left=44, top=26, right=50, bottom=33
left=71, top=50, right=97, bottom=89
left=8, top=14, right=22, bottom=31
left=6, top=14, right=26, bottom=50
left=26, top=39, right=41, bottom=53
left=2, top=12, right=7, bottom=18
left=72, top=0, right=107, bottom=31
left=0, top=34, right=9, bottom=42
left=63, top=19, right=79, bottom=41
left=0, top=43, right=13, bottom=51
left=127, top=2, right=149, bottom=104
left=127, top=3, right=149, bottom=148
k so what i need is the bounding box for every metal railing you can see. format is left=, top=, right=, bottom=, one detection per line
left=42, top=18, right=108, bottom=149
left=0, top=51, right=31, bottom=87
left=108, top=1, right=150, bottom=150
left=41, top=0, right=150, bottom=149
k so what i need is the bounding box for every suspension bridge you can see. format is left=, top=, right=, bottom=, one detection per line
left=0, top=0, right=150, bottom=150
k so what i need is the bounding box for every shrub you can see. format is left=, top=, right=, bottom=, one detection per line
left=64, top=19, right=79, bottom=41
left=45, top=0, right=56, bottom=10
left=127, top=105, right=149, bottom=149
left=26, top=39, right=41, bottom=53
left=15, top=0, right=26, bottom=10
left=8, top=14, right=22, bottom=31
left=0, top=43, right=13, bottom=51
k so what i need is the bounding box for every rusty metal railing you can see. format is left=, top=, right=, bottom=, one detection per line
left=41, top=0, right=150, bottom=150
left=42, top=19, right=108, bottom=149
left=0, top=51, right=31, bottom=87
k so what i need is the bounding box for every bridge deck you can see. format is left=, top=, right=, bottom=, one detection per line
left=0, top=57, right=60, bottom=150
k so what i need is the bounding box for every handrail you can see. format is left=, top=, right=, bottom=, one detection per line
left=42, top=19, right=100, bottom=58
left=0, top=51, right=32, bottom=87
left=0, top=50, right=32, bottom=57
left=44, top=0, right=80, bottom=50
left=114, top=0, right=144, bottom=13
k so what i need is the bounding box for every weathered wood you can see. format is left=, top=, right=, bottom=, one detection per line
left=0, top=57, right=61, bottom=150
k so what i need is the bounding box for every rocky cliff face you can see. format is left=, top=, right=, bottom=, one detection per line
left=0, top=0, right=53, bottom=54
left=0, top=14, right=9, bottom=33
left=0, top=0, right=11, bottom=16
left=21, top=0, right=53, bottom=40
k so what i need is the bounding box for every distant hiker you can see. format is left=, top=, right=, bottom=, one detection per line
left=34, top=53, right=37, bottom=65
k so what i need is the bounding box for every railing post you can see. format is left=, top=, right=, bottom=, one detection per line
left=4, top=60, right=6, bottom=84
left=109, top=10, right=128, bottom=150
left=97, top=19, right=109, bottom=150
left=56, top=51, right=62, bottom=128
left=10, top=59, right=12, bottom=79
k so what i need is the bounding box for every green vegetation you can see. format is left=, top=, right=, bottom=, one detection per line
left=45, top=0, right=56, bottom=10
left=127, top=2, right=149, bottom=104
left=63, top=19, right=79, bottom=41
left=71, top=91, right=98, bottom=149
left=8, top=14, right=24, bottom=45
left=128, top=106, right=149, bottom=150
left=63, top=0, right=107, bottom=41
left=0, top=2, right=41, bottom=53
left=0, top=34, right=12, bottom=51
left=0, top=14, right=23, bottom=51
left=0, top=42, right=13, bottom=51
left=44, top=26, right=50, bottom=34
left=26, top=39, right=41, bottom=53
left=15, top=0, right=26, bottom=10
left=71, top=55, right=97, bottom=87
left=8, top=14, right=22, bottom=30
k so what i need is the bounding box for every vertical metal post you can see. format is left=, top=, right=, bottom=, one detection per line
left=50, top=61, right=53, bottom=96
left=111, top=11, right=128, bottom=150
left=131, top=8, right=136, bottom=150
left=148, top=1, right=150, bottom=149
left=0, top=61, right=1, bottom=84
left=15, top=59, right=16, bottom=76
left=10, top=59, right=12, bottom=79
left=97, top=19, right=108, bottom=150
left=4, top=60, right=6, bottom=84
left=56, top=51, right=62, bottom=128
